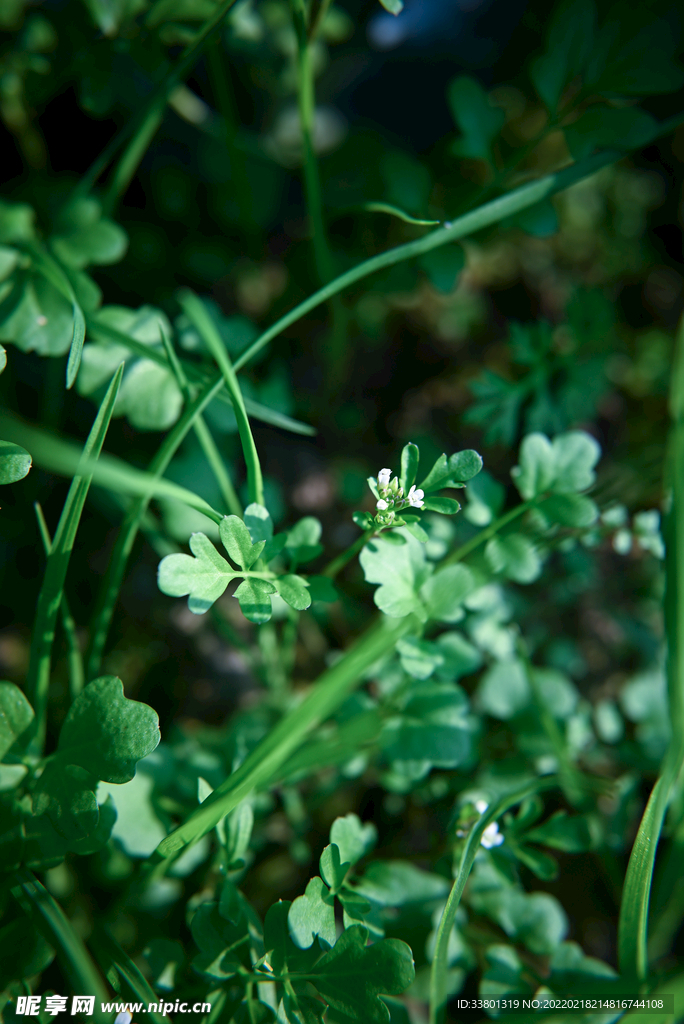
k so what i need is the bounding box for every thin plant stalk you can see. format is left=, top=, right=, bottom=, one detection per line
left=428, top=777, right=563, bottom=1024
left=26, top=365, right=123, bottom=752
left=160, top=326, right=242, bottom=517
left=85, top=374, right=227, bottom=679
left=179, top=289, right=264, bottom=507
left=12, top=872, right=110, bottom=1019
left=617, top=315, right=684, bottom=981
left=98, top=0, right=240, bottom=213
left=34, top=502, right=85, bottom=701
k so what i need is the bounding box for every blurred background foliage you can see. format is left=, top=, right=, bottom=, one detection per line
left=0, top=0, right=683, bottom=1016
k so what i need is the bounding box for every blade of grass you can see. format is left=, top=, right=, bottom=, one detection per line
left=149, top=615, right=417, bottom=864
left=232, top=123, right=684, bottom=375
left=25, top=365, right=123, bottom=753
left=428, top=777, right=564, bottom=1024
left=0, top=412, right=223, bottom=524
left=178, top=289, right=264, bottom=507
left=617, top=315, right=684, bottom=981
left=11, top=871, right=110, bottom=1022
left=83, top=317, right=317, bottom=436
left=90, top=930, right=169, bottom=1024
left=99, top=0, right=239, bottom=213
left=160, top=326, right=242, bottom=517
left=34, top=502, right=85, bottom=701
left=85, top=373, right=227, bottom=679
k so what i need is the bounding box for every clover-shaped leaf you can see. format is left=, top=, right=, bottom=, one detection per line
left=511, top=431, right=600, bottom=500
left=234, top=577, right=277, bottom=623
left=330, top=813, right=378, bottom=868
left=0, top=681, right=34, bottom=757
left=309, top=925, right=415, bottom=1024
left=158, top=532, right=236, bottom=614
left=219, top=515, right=265, bottom=570
left=33, top=677, right=159, bottom=841
left=288, top=876, right=336, bottom=950
left=0, top=441, right=32, bottom=484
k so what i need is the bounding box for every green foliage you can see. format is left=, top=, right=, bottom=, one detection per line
left=0, top=440, right=31, bottom=483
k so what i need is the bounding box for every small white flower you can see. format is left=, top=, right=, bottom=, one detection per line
left=378, top=468, right=392, bottom=488
left=474, top=800, right=504, bottom=848
left=481, top=822, right=504, bottom=848
left=376, top=498, right=389, bottom=510
left=407, top=485, right=424, bottom=508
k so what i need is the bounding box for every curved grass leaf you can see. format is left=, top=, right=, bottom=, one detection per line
left=23, top=364, right=124, bottom=753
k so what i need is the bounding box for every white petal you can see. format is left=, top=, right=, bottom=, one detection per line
left=376, top=499, right=388, bottom=510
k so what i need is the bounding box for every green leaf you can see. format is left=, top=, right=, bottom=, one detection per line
left=220, top=515, right=265, bottom=570
left=434, top=631, right=482, bottom=681
left=244, top=502, right=273, bottom=543
left=0, top=199, right=36, bottom=244
left=0, top=273, right=74, bottom=356
left=485, top=534, right=542, bottom=583
left=526, top=811, right=593, bottom=852
left=353, top=511, right=374, bottom=530
left=354, top=861, right=450, bottom=907
left=158, top=532, right=236, bottom=614
left=330, top=813, right=377, bottom=867
left=234, top=577, right=277, bottom=623
left=275, top=574, right=312, bottom=611
left=511, top=430, right=600, bottom=499
left=288, top=876, right=336, bottom=949
left=399, top=442, right=419, bottom=491
left=530, top=0, right=595, bottom=111
left=320, top=843, right=350, bottom=891
left=0, top=440, right=32, bottom=484
left=34, top=677, right=158, bottom=840
left=66, top=301, right=86, bottom=390
left=421, top=496, right=461, bottom=515
left=396, top=636, right=444, bottom=680
left=378, top=0, right=403, bottom=13
left=360, top=530, right=430, bottom=619
left=537, top=492, right=598, bottom=527
left=564, top=106, right=658, bottom=161
left=448, top=76, right=505, bottom=163
left=51, top=199, right=128, bottom=269
left=345, top=201, right=438, bottom=226
left=57, top=676, right=160, bottom=783
left=0, top=681, right=34, bottom=758
left=286, top=517, right=324, bottom=564
left=509, top=842, right=559, bottom=881
left=308, top=925, right=415, bottom=1024
left=418, top=245, right=464, bottom=294
left=383, top=683, right=471, bottom=768
left=510, top=198, right=558, bottom=238
left=476, top=659, right=531, bottom=719
left=420, top=565, right=474, bottom=622
left=419, top=450, right=482, bottom=492
left=116, top=360, right=183, bottom=432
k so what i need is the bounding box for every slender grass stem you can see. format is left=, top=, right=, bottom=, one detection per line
left=428, top=777, right=563, bottom=1024
left=12, top=872, right=110, bottom=1020
left=617, top=315, right=684, bottom=981
left=179, top=290, right=264, bottom=507
left=160, top=326, right=242, bottom=517
left=97, top=0, right=239, bottom=213
left=26, top=366, right=122, bottom=752
left=34, top=502, right=85, bottom=701
left=442, top=499, right=536, bottom=566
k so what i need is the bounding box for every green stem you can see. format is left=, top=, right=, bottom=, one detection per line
left=149, top=615, right=417, bottom=863
left=26, top=366, right=123, bottom=752
left=428, top=777, right=562, bottom=1024
left=85, top=374, right=226, bottom=680
left=442, top=499, right=536, bottom=566
left=259, top=620, right=288, bottom=694
left=160, top=326, right=242, bottom=517
left=11, top=872, right=110, bottom=1021
left=322, top=529, right=376, bottom=578
left=99, top=0, right=239, bottom=213
left=34, top=502, right=85, bottom=701
left=234, top=146, right=638, bottom=374
left=617, top=316, right=684, bottom=981
left=179, top=290, right=264, bottom=507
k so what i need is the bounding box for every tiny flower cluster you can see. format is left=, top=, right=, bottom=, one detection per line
left=455, top=800, right=505, bottom=849
left=372, top=467, right=424, bottom=527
